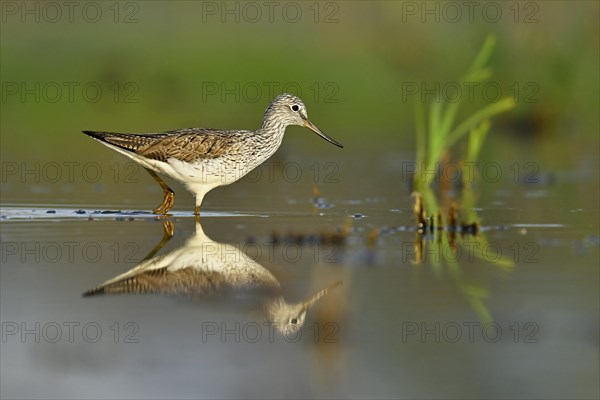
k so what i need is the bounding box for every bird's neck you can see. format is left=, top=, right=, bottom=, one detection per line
left=257, top=115, right=287, bottom=154
left=260, top=112, right=287, bottom=135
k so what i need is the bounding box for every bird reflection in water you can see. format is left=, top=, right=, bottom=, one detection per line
left=84, top=220, right=341, bottom=335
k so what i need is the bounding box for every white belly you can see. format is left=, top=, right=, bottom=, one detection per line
left=96, top=139, right=273, bottom=200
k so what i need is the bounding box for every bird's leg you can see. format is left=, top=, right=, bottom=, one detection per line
left=144, top=168, right=175, bottom=214
left=193, top=193, right=205, bottom=219
left=141, top=218, right=175, bottom=261
left=161, top=218, right=175, bottom=239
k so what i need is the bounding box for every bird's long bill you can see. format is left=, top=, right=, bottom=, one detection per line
left=303, top=119, right=344, bottom=148
left=300, top=280, right=343, bottom=312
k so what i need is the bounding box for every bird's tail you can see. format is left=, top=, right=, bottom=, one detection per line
left=82, top=130, right=111, bottom=141
left=82, top=130, right=155, bottom=152
left=83, top=276, right=155, bottom=297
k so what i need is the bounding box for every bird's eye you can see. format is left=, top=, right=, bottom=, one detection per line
left=290, top=318, right=298, bottom=324
left=291, top=105, right=299, bottom=112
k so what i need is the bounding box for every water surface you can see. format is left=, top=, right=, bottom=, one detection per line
left=1, top=147, right=598, bottom=398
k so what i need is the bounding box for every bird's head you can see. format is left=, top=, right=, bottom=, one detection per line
left=263, top=93, right=343, bottom=148
left=264, top=280, right=342, bottom=336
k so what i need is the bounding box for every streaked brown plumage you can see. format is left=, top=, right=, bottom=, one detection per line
left=83, top=268, right=229, bottom=297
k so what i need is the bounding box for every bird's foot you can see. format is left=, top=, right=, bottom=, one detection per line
left=153, top=190, right=175, bottom=214
left=160, top=219, right=175, bottom=239
left=194, top=206, right=200, bottom=223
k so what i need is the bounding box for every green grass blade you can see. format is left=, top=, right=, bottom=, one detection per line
left=439, top=101, right=460, bottom=141
left=467, top=120, right=491, bottom=163
left=415, top=100, right=427, bottom=173
left=463, top=67, right=493, bottom=84
left=466, top=35, right=496, bottom=76
left=425, top=100, right=443, bottom=184
left=445, top=97, right=515, bottom=150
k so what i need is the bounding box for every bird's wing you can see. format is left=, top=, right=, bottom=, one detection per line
left=83, top=129, right=243, bottom=163
left=137, top=129, right=240, bottom=162
left=83, top=267, right=226, bottom=296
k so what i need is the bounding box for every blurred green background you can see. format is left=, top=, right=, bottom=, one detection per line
left=1, top=3, right=599, bottom=399
left=1, top=1, right=598, bottom=207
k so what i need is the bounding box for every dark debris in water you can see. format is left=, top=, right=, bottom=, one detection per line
left=268, top=230, right=347, bottom=247
left=89, top=210, right=152, bottom=216
left=376, top=225, right=414, bottom=235
left=70, top=209, right=154, bottom=218
left=246, top=222, right=351, bottom=247
left=412, top=192, right=479, bottom=236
